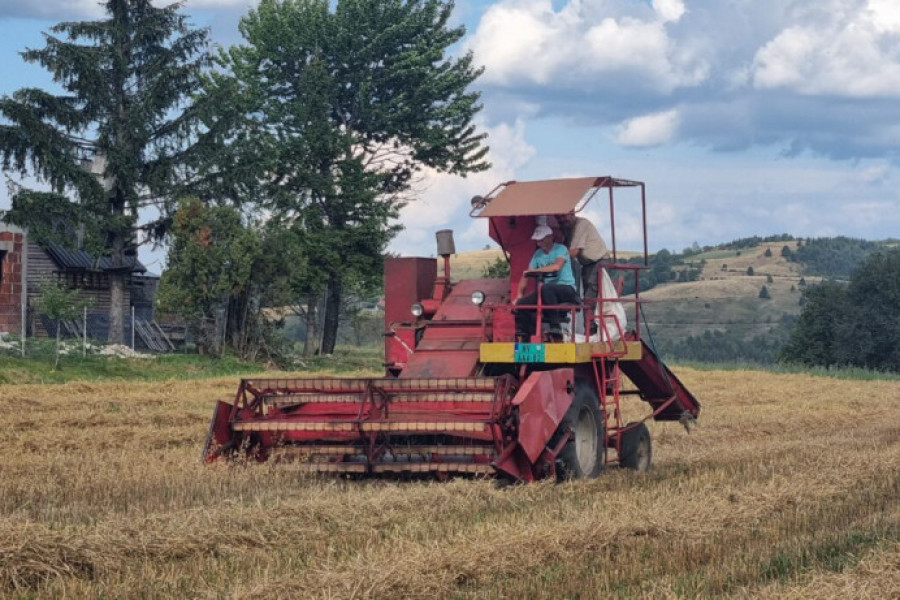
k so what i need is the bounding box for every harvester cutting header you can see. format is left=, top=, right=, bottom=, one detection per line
left=204, top=176, right=700, bottom=482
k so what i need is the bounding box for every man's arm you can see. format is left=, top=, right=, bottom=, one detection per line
left=515, top=273, right=529, bottom=301
left=529, top=257, right=565, bottom=273
left=568, top=219, right=586, bottom=258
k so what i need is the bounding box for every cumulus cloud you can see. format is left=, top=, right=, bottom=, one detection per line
left=616, top=109, right=680, bottom=147
left=752, top=1, right=900, bottom=98
left=463, top=0, right=900, bottom=161
left=653, top=0, right=685, bottom=24
left=467, top=0, right=706, bottom=93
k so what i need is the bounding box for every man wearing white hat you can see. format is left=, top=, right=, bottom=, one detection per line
left=513, top=223, right=580, bottom=340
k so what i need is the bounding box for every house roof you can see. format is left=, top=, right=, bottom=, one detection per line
left=45, top=242, right=147, bottom=274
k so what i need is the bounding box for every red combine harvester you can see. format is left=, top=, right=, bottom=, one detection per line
left=203, top=177, right=700, bottom=482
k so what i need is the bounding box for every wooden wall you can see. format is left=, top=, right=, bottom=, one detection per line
left=27, top=242, right=133, bottom=339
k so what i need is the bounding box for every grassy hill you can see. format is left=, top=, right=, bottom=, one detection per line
left=449, top=248, right=504, bottom=280
left=640, top=241, right=816, bottom=341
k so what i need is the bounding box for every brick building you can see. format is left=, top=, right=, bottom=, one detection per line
left=0, top=224, right=26, bottom=335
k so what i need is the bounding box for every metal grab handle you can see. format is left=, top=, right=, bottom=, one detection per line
left=524, top=271, right=548, bottom=279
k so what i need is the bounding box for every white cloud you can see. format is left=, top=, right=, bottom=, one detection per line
left=467, top=0, right=707, bottom=93
left=752, top=1, right=900, bottom=97
left=388, top=119, right=536, bottom=256
left=653, top=0, right=685, bottom=24
left=616, top=109, right=680, bottom=147
left=868, top=0, right=900, bottom=33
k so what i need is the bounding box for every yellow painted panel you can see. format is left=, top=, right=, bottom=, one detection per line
left=479, top=340, right=642, bottom=363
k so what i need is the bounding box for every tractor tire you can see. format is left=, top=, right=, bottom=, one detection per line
left=555, top=379, right=605, bottom=480
left=619, top=422, right=652, bottom=471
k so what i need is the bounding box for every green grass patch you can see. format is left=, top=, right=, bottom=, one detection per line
left=294, top=344, right=384, bottom=373
left=0, top=344, right=384, bottom=384
left=757, top=528, right=894, bottom=584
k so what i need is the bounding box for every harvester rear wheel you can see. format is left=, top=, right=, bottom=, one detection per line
left=556, top=380, right=605, bottom=480
left=619, top=422, right=652, bottom=471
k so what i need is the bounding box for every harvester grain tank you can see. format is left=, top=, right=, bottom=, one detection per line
left=203, top=177, right=700, bottom=481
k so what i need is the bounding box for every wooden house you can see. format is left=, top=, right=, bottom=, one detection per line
left=0, top=224, right=171, bottom=350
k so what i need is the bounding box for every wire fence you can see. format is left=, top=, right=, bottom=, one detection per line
left=0, top=306, right=187, bottom=360
left=0, top=304, right=384, bottom=361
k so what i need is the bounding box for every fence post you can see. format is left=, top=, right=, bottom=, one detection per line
left=131, top=305, right=135, bottom=350
left=83, top=306, right=87, bottom=358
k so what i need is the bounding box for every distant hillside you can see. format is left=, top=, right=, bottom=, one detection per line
left=641, top=240, right=814, bottom=341
left=448, top=236, right=895, bottom=363
left=449, top=248, right=503, bottom=280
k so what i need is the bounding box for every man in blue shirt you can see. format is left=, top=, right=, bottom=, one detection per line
left=513, top=224, right=581, bottom=340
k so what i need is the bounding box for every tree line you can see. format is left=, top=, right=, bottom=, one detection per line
left=786, top=236, right=879, bottom=278
left=655, top=314, right=797, bottom=365
left=779, top=248, right=900, bottom=371
left=654, top=247, right=900, bottom=371
left=0, top=0, right=487, bottom=357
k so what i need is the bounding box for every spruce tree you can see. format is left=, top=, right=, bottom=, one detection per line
left=0, top=0, right=210, bottom=344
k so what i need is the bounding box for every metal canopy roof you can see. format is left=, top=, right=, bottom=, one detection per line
left=45, top=242, right=146, bottom=274
left=473, top=176, right=642, bottom=218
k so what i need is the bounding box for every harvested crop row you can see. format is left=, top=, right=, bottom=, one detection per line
left=0, top=369, right=898, bottom=598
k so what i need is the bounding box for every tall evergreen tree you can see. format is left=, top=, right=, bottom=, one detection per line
left=846, top=248, right=900, bottom=370
left=0, top=0, right=210, bottom=344
left=219, top=0, right=489, bottom=354
left=779, top=280, right=851, bottom=367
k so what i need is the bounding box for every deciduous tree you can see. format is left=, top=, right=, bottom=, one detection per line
left=37, top=278, right=92, bottom=370
left=218, top=0, right=488, bottom=354
left=157, top=198, right=262, bottom=355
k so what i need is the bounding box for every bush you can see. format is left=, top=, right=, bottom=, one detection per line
left=481, top=256, right=510, bottom=278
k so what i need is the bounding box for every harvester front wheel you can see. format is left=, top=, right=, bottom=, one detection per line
left=556, top=381, right=605, bottom=480
left=619, top=422, right=652, bottom=471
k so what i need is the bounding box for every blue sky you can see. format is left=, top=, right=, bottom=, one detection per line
left=2, top=0, right=900, bottom=269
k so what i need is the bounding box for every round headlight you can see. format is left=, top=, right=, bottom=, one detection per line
left=410, top=302, right=424, bottom=317
left=471, top=290, right=485, bottom=306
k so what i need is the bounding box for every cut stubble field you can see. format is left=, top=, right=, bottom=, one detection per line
left=1, top=367, right=898, bottom=598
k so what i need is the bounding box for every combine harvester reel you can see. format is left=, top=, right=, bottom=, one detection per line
left=203, top=176, right=700, bottom=482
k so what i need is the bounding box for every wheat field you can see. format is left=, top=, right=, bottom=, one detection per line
left=1, top=367, right=898, bottom=599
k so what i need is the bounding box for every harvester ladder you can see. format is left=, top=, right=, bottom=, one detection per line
left=594, top=357, right=623, bottom=430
